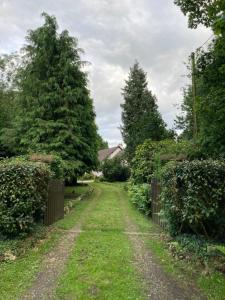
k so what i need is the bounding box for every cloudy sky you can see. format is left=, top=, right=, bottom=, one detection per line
left=0, top=0, right=211, bottom=146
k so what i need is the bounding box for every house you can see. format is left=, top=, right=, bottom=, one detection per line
left=93, top=144, right=124, bottom=177
left=98, top=144, right=124, bottom=163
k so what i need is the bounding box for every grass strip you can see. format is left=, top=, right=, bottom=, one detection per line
left=56, top=183, right=145, bottom=299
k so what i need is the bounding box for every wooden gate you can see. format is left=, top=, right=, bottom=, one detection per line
left=44, top=179, right=64, bottom=225
left=151, top=178, right=166, bottom=229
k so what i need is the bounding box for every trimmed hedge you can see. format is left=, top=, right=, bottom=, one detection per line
left=161, top=160, right=225, bottom=239
left=0, top=159, right=51, bottom=236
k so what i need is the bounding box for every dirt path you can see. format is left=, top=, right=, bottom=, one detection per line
left=22, top=183, right=206, bottom=300
left=117, top=189, right=206, bottom=300
left=22, top=187, right=101, bottom=300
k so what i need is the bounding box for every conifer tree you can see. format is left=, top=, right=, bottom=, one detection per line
left=121, top=62, right=167, bottom=161
left=16, top=13, right=98, bottom=179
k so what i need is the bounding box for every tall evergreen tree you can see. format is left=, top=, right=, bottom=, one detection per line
left=121, top=62, right=167, bottom=161
left=96, top=133, right=108, bottom=150
left=175, top=85, right=194, bottom=140
left=15, top=13, right=98, bottom=179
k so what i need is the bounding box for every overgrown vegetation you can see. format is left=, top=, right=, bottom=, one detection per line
left=128, top=183, right=151, bottom=216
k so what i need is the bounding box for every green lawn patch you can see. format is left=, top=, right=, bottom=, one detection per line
left=56, top=231, right=143, bottom=300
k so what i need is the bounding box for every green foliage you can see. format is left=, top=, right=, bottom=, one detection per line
left=29, top=154, right=64, bottom=179
left=96, top=133, right=108, bottom=150
left=161, top=160, right=225, bottom=239
left=0, top=54, right=20, bottom=156
left=0, top=159, right=51, bottom=236
left=102, top=156, right=130, bottom=182
left=79, top=172, right=95, bottom=181
left=131, top=139, right=192, bottom=184
left=121, top=62, right=168, bottom=161
left=128, top=183, right=151, bottom=215
left=170, top=234, right=209, bottom=263
left=174, top=0, right=225, bottom=31
left=195, top=36, right=225, bottom=158
left=0, top=13, right=98, bottom=176
left=175, top=86, right=194, bottom=140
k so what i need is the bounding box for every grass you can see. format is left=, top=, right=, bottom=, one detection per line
left=65, top=184, right=90, bottom=198
left=56, top=183, right=145, bottom=300
left=0, top=184, right=93, bottom=300
left=1, top=182, right=224, bottom=299
left=120, top=184, right=225, bottom=300
left=56, top=231, right=143, bottom=300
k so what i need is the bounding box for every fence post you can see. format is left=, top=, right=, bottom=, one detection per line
left=151, top=178, right=162, bottom=227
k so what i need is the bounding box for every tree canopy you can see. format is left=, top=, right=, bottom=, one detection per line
left=121, top=62, right=168, bottom=162
left=0, top=13, right=98, bottom=179
left=174, top=0, right=225, bottom=32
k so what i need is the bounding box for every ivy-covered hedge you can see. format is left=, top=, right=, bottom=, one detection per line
left=161, top=160, right=225, bottom=239
left=0, top=159, right=52, bottom=236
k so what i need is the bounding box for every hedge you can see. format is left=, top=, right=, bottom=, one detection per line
left=29, top=153, right=64, bottom=179
left=0, top=159, right=52, bottom=236
left=102, top=156, right=130, bottom=182
left=161, top=160, right=225, bottom=239
left=131, top=139, right=192, bottom=184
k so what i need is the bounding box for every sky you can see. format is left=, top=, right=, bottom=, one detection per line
left=0, top=0, right=211, bottom=146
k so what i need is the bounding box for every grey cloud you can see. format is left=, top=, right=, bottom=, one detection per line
left=0, top=0, right=211, bottom=146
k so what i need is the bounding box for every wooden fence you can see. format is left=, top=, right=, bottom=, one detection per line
left=151, top=178, right=166, bottom=229
left=44, top=179, right=64, bottom=225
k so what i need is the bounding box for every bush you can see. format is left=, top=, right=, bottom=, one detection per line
left=29, top=154, right=64, bottom=179
left=131, top=139, right=192, bottom=184
left=128, top=183, right=151, bottom=215
left=102, top=156, right=130, bottom=182
left=79, top=172, right=95, bottom=181
left=0, top=159, right=51, bottom=236
left=161, top=160, right=225, bottom=239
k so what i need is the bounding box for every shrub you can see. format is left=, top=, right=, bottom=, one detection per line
left=0, top=159, right=51, bottom=236
left=29, top=154, right=64, bottom=179
left=161, top=160, right=225, bottom=239
left=128, top=183, right=151, bottom=215
left=79, top=172, right=95, bottom=181
left=102, top=156, right=130, bottom=182
left=131, top=139, right=192, bottom=184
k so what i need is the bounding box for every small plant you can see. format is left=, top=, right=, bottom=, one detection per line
left=128, top=183, right=151, bottom=215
